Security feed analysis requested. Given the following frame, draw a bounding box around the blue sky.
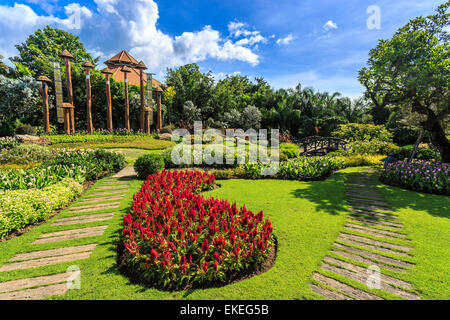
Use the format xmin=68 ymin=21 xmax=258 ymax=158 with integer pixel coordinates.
xmin=0 ymin=0 xmax=445 ymax=97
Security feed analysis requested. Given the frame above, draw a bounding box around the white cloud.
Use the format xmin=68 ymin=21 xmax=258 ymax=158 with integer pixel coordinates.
xmin=323 ymin=20 xmax=338 ymax=31
xmin=276 ymin=34 xmax=294 ymax=45
xmin=0 ymin=1 xmax=262 ymax=71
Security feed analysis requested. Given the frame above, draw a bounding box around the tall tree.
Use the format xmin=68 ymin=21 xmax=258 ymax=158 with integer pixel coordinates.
xmin=11 ymin=26 xmax=96 ymax=76
xmin=359 ymin=2 xmax=450 ymax=162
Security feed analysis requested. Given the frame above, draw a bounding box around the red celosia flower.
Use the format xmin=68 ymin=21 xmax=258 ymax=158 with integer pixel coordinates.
xmin=202 ymin=239 xmax=209 ymax=253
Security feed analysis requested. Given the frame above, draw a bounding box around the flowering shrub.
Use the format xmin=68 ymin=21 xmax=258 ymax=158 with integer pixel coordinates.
xmin=0 ymin=137 xmax=19 ymax=150
xmin=120 ymin=170 xmax=274 ymax=289
xmin=0 ymin=178 xmax=83 ymax=238
xmin=381 ymin=160 xmax=449 ymax=195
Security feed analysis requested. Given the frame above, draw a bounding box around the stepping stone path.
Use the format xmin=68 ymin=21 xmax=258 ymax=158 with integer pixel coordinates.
xmin=311 ymin=171 xmax=421 ymax=300
xmin=0 ymin=166 xmax=136 ymax=300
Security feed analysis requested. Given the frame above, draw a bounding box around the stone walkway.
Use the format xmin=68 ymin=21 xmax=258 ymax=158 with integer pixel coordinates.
xmin=0 ymin=166 xmax=136 ymax=300
xmin=311 ymin=171 xmax=421 ymax=300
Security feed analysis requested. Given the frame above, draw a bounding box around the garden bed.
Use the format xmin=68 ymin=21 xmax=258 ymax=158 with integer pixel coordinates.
xmin=117 ymin=170 xmax=276 ymax=290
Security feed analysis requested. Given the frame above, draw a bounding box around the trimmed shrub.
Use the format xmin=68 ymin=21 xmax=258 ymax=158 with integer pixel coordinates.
xmin=134 ymin=153 xmax=165 ymax=179
xmin=332 ymin=123 xmax=393 ymax=142
xmin=16 ymin=124 xmax=37 ymax=136
xmin=119 ymin=170 xmax=273 ymax=289
xmin=279 ymin=143 xmax=300 ymax=159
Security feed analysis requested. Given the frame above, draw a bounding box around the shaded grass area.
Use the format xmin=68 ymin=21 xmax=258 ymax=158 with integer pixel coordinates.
xmin=0 ymin=167 xmax=448 ymax=299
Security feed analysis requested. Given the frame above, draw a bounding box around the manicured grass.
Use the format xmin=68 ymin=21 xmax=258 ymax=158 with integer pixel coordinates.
xmin=48 ymin=136 xmax=175 ymax=151
xmin=0 ymin=167 xmax=448 ymax=299
xmin=377 ymin=181 xmax=450 ymax=300
xmin=107 ymin=148 xmax=164 ymax=163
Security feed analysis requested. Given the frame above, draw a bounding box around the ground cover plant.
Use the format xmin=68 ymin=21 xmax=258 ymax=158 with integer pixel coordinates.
xmin=0 ymin=178 xmax=83 ymax=238
xmin=381 ymin=160 xmax=450 ymax=195
xmin=119 ymin=170 xmax=274 ymax=289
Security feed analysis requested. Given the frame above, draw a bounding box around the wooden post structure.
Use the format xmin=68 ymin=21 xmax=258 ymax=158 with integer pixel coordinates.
xmin=101 ymin=68 xmax=114 ymax=131
xmin=37 ymin=76 xmax=52 ymax=134
xmin=156 ymin=87 xmax=163 ymax=131
xmin=82 ymin=61 xmax=95 ymax=133
xmin=62 ymin=103 xmax=73 ymax=135
xmin=136 ymin=61 xmax=148 ymax=132
xmin=59 ymin=50 xmax=75 ymax=133
xmin=121 ymin=65 xmax=131 ymax=131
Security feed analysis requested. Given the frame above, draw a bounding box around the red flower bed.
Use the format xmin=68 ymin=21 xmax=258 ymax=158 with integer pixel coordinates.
xmin=119 ymin=170 xmax=274 ymax=289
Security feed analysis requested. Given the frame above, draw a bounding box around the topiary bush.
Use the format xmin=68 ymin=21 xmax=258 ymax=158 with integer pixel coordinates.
xmin=134 ymin=153 xmax=165 ymax=179
xmin=119 ymin=170 xmax=274 ymax=289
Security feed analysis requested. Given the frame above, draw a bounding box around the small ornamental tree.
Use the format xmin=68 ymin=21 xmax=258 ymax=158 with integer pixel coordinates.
xmin=359 ymin=2 xmax=450 ymax=162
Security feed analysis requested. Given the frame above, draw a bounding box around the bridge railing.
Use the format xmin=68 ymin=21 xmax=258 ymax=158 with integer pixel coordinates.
xmin=295 ymin=136 xmax=347 ymax=156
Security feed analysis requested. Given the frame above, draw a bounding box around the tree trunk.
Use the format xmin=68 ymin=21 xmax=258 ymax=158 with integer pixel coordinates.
xmin=409 ymin=128 xmax=424 ymax=163
xmin=428 ymin=120 xmax=450 ymax=163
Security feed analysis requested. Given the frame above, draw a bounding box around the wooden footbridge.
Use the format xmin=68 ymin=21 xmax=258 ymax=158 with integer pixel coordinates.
xmin=296 ymin=136 xmax=347 ymax=156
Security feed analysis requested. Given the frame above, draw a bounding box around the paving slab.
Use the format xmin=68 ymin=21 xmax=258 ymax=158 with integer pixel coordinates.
xmin=313 ymin=272 xmax=382 ymax=300
xmin=52 ymin=213 xmax=114 ymax=226
xmin=345 ymin=223 xmax=407 ymax=239
xmin=69 ymin=202 xmax=121 ymax=211
xmin=337 ymin=236 xmax=410 ymax=257
xmin=0 ymin=283 xmax=68 ymax=300
xmin=340 ymin=234 xmax=411 ymax=252
xmin=39 ymin=226 xmax=108 ymax=239
xmin=320 ymin=262 xmax=420 ymax=300
xmin=333 ymin=242 xmax=413 ymax=268
xmin=67 ymin=204 xmax=119 ymax=213
xmin=331 ymin=249 xmax=405 ymax=273
xmin=310 ymin=283 xmax=353 ymax=300
xmin=0 ymin=252 xmax=92 ymax=272
xmin=10 ymin=244 xmax=97 ymax=261
xmin=0 ymin=272 xmax=70 ymax=293
xmin=77 ymin=195 xmax=124 ymax=204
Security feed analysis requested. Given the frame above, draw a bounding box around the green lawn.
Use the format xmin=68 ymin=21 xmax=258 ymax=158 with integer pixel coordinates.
xmin=48 ymin=136 xmax=175 ymax=151
xmin=0 ymin=167 xmax=448 ymax=299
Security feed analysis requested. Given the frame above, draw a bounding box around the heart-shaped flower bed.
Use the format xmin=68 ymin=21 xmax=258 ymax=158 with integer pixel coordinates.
xmin=118 ymin=170 xmax=274 ymax=290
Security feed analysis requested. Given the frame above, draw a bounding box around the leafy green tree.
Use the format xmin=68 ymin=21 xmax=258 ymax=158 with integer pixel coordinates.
xmin=165 ymin=64 xmax=215 ymax=121
xmin=359 ymin=2 xmax=450 ymax=162
xmin=11 ymin=26 xmax=96 ymax=76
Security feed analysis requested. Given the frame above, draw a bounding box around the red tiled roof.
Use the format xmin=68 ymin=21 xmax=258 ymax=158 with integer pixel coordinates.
xmin=105 ymin=50 xmax=139 ymax=66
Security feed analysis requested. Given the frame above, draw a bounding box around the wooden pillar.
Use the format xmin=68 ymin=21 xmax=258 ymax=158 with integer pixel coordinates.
xmin=102 ymin=68 xmax=113 ymax=131
xmin=136 ymin=61 xmax=147 ymax=132
xmin=83 ymin=61 xmax=95 ymax=134
xmin=62 ymin=103 xmax=73 ymax=135
xmin=37 ymin=76 xmax=52 ymax=134
xmin=59 ymin=50 xmax=75 ymax=133
xmin=156 ymin=87 xmax=163 ymax=131
xmin=121 ymin=66 xmax=131 ymax=131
